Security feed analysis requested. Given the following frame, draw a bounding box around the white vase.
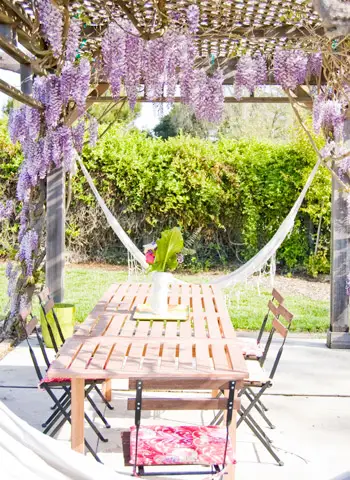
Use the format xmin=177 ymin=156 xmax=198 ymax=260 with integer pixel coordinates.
xmin=150 ymin=272 xmax=172 ymax=315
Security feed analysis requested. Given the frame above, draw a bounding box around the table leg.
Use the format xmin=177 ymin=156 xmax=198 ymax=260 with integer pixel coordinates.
xmin=224 ymin=389 xmax=238 ymax=480
xmin=102 ymin=379 xmax=112 ymax=402
xmin=71 ymin=378 xmax=85 ymax=453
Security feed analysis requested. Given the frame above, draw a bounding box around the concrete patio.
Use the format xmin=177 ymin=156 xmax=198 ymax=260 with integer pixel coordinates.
xmin=1 ymin=333 xmax=349 ymax=480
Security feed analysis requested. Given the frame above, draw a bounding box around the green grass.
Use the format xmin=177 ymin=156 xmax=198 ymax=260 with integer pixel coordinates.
xmin=0 ymin=265 xmax=329 ymax=332
xmin=227 ymin=286 xmax=329 ymax=333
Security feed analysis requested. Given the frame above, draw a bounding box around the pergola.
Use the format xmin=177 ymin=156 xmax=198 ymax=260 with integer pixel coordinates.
xmin=0 ymin=0 xmax=349 ymax=348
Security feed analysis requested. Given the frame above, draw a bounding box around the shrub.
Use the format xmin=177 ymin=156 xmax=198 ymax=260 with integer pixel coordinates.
xmin=0 ymin=121 xmax=331 ymax=274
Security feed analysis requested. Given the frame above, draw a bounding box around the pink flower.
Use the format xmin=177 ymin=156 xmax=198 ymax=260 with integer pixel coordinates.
xmin=146 ymin=251 xmax=155 ymax=264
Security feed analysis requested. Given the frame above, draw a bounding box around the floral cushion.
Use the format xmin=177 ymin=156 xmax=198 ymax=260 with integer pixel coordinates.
xmin=238 ymin=338 xmax=264 ymax=358
xmin=129 ymin=425 xmax=236 ymax=466
xmin=39 ymin=376 xmax=71 ymax=386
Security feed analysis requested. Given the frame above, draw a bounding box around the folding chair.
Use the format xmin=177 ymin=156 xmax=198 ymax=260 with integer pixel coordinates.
xmin=237 ymin=289 xmax=284 ymax=417
xmin=38 ymin=287 xmax=114 ymax=427
xmin=127 ymin=379 xmax=238 ymax=477
xmin=236 ymin=305 xmax=294 ymax=466
xmin=19 ymin=308 xmax=108 ymax=462
xmin=211 ymin=305 xmax=293 ymax=466
xmin=237 ymin=288 xmax=284 ymax=361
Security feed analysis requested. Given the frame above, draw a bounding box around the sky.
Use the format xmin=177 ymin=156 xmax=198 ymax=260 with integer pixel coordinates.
xmin=0 ymin=69 xmax=170 ymax=131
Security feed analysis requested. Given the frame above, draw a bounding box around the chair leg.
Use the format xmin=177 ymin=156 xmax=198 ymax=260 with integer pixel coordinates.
xmin=44 ymin=387 xmax=102 ymax=463
xmin=94 ymin=385 xmax=114 ymax=410
xmin=210 ymin=410 xmax=224 ymax=426
xmin=237 ymin=384 xmax=269 ymax=429
xmin=239 ymin=406 xmax=272 ymax=444
xmin=247 ymin=387 xmax=269 ymax=412
xmin=244 ymin=390 xmax=275 ymax=429
xmin=242 ymin=415 xmax=284 ymax=466
xmin=86 ymin=392 xmax=111 ymax=428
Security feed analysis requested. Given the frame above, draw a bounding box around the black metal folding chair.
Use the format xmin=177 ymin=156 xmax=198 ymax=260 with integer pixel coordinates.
xmin=127 ymin=379 xmax=237 ymax=478
xmin=237 ymin=288 xmax=285 ymax=416
xmin=19 ymin=308 xmax=109 ymax=462
xmin=236 ymin=305 xmax=294 ymax=466
xmin=211 ymin=304 xmax=293 ymax=466
xmin=38 ymin=287 xmax=114 ymax=427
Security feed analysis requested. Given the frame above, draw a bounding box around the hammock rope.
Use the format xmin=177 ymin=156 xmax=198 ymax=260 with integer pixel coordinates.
xmin=77 ymin=156 xmax=321 ymax=288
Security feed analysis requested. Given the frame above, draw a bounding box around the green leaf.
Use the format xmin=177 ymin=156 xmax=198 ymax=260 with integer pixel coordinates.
xmin=151 ymin=227 xmax=184 ymax=272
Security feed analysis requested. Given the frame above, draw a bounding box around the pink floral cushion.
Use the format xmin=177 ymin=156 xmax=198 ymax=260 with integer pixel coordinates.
xmin=238 ymin=338 xmax=264 ymax=358
xmin=39 ymin=377 xmax=71 ymax=386
xmin=129 ymin=425 xmax=236 ymax=466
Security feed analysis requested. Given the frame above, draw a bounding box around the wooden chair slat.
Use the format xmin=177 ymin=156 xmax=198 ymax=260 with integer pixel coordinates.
xmin=25 ymin=315 xmax=39 ymax=336
xmin=43 ymin=298 xmax=55 ymax=314
xmin=272 ymin=288 xmax=284 ymax=305
xmin=272 ymin=317 xmax=288 ymax=338
xmin=278 ymin=304 xmax=294 ymax=323
xmin=268 ymin=300 xmax=280 ymax=317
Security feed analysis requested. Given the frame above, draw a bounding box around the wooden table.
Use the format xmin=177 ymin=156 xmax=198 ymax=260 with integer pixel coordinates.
xmin=47 ymin=282 xmax=248 ymax=477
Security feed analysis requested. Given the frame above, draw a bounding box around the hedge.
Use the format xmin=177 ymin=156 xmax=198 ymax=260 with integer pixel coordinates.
xmin=0 ymin=119 xmax=331 ymax=274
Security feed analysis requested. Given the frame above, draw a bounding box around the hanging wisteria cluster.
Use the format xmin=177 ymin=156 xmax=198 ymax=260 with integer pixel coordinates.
xmin=101 ymin=11 xmax=227 ymax=123
xmin=4 ymin=11 xmax=101 ymax=319
xmin=234 ymin=54 xmax=267 ymax=100
xmin=313 ymin=95 xmax=345 ymax=142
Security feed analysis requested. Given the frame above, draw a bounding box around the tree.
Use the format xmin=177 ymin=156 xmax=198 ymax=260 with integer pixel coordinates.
xmin=154 ymin=104 xmax=209 ymax=139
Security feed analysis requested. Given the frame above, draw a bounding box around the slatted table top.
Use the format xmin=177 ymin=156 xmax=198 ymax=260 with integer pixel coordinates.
xmin=47 ymin=283 xmax=248 ymax=384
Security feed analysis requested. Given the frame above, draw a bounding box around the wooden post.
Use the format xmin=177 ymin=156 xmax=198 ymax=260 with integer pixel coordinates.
xmin=328 ymin=119 xmax=350 ymax=348
xmin=46 ymin=167 xmax=65 ymax=302
xmin=71 ymin=378 xmax=85 ymax=453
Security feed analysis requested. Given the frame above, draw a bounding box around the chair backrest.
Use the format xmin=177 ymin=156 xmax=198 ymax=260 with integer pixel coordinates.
xmin=19 ymin=309 xmax=50 ymax=382
xmin=38 ymin=287 xmax=65 ymax=352
xmin=257 ymin=288 xmax=284 ymax=344
xmin=263 ymin=304 xmax=294 ymax=379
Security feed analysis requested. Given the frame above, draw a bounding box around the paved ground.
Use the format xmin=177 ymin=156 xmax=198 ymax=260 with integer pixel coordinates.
xmin=0 ymin=334 xmax=349 ymax=480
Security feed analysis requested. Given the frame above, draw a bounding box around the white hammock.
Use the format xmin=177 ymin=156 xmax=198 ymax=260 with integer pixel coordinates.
xmin=214 ymin=158 xmax=322 ymax=288
xmin=76 ymin=156 xmax=148 ymax=270
xmin=0 ymin=401 xmax=124 ymax=480
xmin=77 ymin=156 xmax=321 ymax=288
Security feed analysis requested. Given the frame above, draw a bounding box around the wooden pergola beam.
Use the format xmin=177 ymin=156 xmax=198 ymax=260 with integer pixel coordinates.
xmin=0 ymin=33 xmax=45 ymax=75
xmin=87 ymin=95 xmax=312 ymax=105
xmin=198 ymin=25 xmax=325 ymax=40
xmin=0 ymin=78 xmax=43 ymax=109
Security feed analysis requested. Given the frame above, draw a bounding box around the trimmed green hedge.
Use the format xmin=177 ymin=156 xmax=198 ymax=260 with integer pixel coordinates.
xmin=0 ymin=119 xmax=331 ymax=274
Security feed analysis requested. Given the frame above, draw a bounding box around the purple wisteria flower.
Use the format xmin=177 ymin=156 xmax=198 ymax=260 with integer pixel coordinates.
xmin=0 ymin=200 xmax=14 ymax=221
xmin=37 ymin=0 xmax=63 ymax=58
xmin=65 ymin=17 xmax=81 ymax=63
xmin=313 ymin=95 xmax=345 ymax=142
xmin=89 ymin=117 xmax=98 ymax=147
xmin=307 ymin=52 xmax=322 ymax=77
xmin=72 ymin=120 xmax=85 ymax=153
xmin=273 ymin=49 xmax=308 ymax=90
xmin=234 ymin=54 xmax=267 ymax=99
xmin=18 ymin=230 xmax=38 ymax=277
xmin=186 ymin=5 xmax=200 ymax=34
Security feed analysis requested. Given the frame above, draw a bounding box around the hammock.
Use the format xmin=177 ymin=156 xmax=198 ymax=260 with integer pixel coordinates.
xmin=0 ymin=401 xmax=124 ymax=480
xmin=77 ymin=156 xmax=321 ymax=288
xmin=76 ymin=156 xmax=148 ymax=270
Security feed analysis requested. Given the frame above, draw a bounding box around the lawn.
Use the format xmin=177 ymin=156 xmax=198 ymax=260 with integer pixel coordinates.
xmin=0 ymin=265 xmax=329 ymax=332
